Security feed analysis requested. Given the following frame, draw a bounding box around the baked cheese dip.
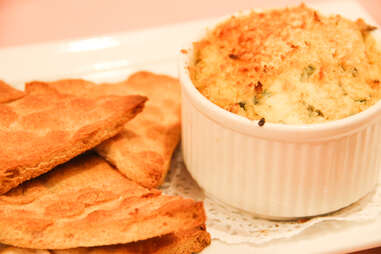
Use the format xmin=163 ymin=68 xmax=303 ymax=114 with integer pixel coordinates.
xmin=189 ymin=5 xmax=381 ymax=124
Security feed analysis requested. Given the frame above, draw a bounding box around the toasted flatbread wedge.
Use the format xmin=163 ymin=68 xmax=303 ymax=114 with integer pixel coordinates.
xmin=26 ymin=71 xmax=181 ymax=188
xmin=0 ymin=226 xmax=210 ymax=254
xmin=0 ymin=84 xmax=146 ymax=194
xmin=0 ymin=245 xmax=50 ymax=254
xmin=0 ymin=81 xmax=24 ymax=103
xmin=52 ymin=226 xmax=210 ymax=254
xmin=0 ymin=153 xmax=206 ymax=249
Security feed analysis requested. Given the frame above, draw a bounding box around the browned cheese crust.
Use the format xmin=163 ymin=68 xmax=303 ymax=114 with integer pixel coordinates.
xmin=26 ymin=71 xmax=181 ymax=188
xmin=0 ymin=83 xmax=146 ymax=194
xmin=0 ymin=153 xmax=206 ymax=249
xmin=190 ymin=5 xmax=381 ymax=124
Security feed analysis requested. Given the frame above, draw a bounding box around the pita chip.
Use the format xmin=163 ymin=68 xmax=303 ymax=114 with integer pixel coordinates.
xmin=0 ymin=153 xmax=206 ymax=249
xmin=0 ymin=83 xmax=146 ymax=194
xmin=0 ymin=81 xmax=24 ymax=103
xmin=26 ymin=72 xmax=181 ymax=188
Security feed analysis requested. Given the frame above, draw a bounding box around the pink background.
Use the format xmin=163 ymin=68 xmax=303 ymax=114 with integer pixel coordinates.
xmin=1 ymin=0 xmax=381 ymax=48
xmin=1 ymin=0 xmax=381 ymax=253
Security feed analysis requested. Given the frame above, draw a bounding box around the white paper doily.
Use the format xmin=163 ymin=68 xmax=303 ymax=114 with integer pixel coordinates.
xmin=160 ymin=148 xmax=381 ymax=245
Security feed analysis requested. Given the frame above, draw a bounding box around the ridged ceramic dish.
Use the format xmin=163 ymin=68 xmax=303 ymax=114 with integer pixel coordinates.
xmin=179 ymin=16 xmax=381 ymax=220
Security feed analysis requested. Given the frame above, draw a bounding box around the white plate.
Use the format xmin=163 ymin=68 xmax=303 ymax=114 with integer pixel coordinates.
xmin=0 ymin=1 xmax=380 ymax=253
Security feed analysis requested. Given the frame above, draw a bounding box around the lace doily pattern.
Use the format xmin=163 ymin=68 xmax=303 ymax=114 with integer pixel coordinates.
xmin=161 ymin=149 xmax=381 ymax=244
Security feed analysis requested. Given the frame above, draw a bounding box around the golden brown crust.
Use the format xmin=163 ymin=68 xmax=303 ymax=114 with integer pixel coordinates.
xmin=0 ymin=226 xmax=210 ymax=254
xmin=0 ymin=154 xmax=206 ymax=249
xmin=0 ymin=81 xmax=24 ymax=103
xmin=0 ymin=84 xmax=146 ymax=194
xmin=27 ymin=72 xmax=181 ymax=188
xmin=190 ymin=5 xmax=381 ymax=124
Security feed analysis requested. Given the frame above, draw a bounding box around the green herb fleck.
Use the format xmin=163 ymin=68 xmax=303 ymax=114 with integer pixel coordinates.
xmin=262 ymin=89 xmax=272 ymax=97
xmin=352 ymin=67 xmax=359 ymax=77
xmin=307 ymin=104 xmax=324 ymax=117
xmin=316 ymin=109 xmax=323 ymax=116
xmin=338 ymin=81 xmax=348 ymax=95
xmin=301 ymin=65 xmax=316 ymax=80
xmin=253 ymin=96 xmax=259 ymax=105
xmin=355 ymin=98 xmax=367 ymax=103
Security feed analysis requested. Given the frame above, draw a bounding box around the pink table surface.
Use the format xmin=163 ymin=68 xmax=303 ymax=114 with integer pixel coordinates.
xmin=1 ymin=0 xmax=381 ymax=253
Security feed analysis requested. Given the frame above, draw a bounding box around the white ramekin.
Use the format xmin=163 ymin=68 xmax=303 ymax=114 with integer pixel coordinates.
xmin=178 ymin=20 xmax=381 ymax=219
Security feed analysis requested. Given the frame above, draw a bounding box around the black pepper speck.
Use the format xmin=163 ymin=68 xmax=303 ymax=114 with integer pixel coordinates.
xmin=258 ymin=117 xmax=266 ymax=127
